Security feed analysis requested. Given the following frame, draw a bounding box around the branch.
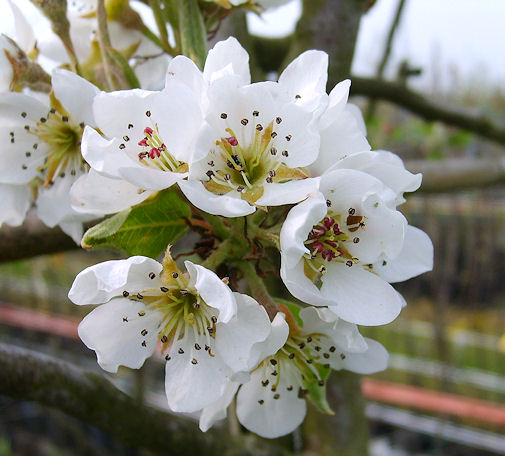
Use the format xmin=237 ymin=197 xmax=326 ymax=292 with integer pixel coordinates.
xmin=0 ymin=342 xmax=289 ymax=455
xmin=0 ymin=213 xmax=78 ymax=263
xmin=407 ymin=158 xmax=505 ymax=192
xmin=352 ymin=77 xmax=505 ymax=146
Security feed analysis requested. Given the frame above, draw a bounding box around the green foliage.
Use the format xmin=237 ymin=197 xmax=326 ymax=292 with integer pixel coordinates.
xmin=82 ymin=190 xmax=190 ymax=258
xmin=178 ymin=0 xmax=207 ymax=68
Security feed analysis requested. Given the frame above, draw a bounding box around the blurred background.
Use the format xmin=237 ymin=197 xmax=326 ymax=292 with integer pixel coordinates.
xmin=0 ymin=0 xmax=504 ymax=455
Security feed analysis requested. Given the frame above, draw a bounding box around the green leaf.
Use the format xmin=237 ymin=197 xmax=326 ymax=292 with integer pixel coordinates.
xmin=82 ymin=189 xmax=190 ymax=258
xmin=178 ymin=0 xmax=207 ymax=68
xmin=105 ymin=46 xmax=141 ymax=89
xmin=302 ymin=364 xmax=334 ymax=416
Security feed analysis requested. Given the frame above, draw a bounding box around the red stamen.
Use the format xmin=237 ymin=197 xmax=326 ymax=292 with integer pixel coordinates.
xmin=144 ymin=127 xmax=153 ymax=135
xmin=138 ymin=138 xmax=148 ymax=147
xmin=323 ymin=217 xmax=335 ymax=230
xmin=333 ymin=224 xmax=343 ymax=235
xmin=312 ymin=241 xmax=324 ymax=253
xmin=149 ymin=148 xmax=160 ymax=159
xmin=227 ymin=136 xmax=238 ymax=146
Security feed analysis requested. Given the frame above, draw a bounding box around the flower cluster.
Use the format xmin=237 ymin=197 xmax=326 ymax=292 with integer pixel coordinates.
xmin=0 ymin=3 xmax=433 ymax=438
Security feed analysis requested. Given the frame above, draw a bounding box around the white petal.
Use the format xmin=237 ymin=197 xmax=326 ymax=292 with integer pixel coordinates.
xmin=247 ymin=312 xmax=289 ymax=370
xmin=52 ymin=69 xmax=99 ymax=126
xmin=185 ymin=261 xmax=237 ymax=323
xmin=204 ymin=37 xmax=250 ymax=86
xmin=332 ymin=150 xmax=422 ymax=197
xmin=322 ymin=262 xmax=403 ymax=326
xmin=236 ymin=361 xmax=306 ymax=438
xmin=0 ymin=92 xmax=48 ymax=125
xmin=199 ymin=382 xmax=239 ymax=432
xmin=374 ymin=226 xmax=433 ymax=283
xmin=81 ymin=126 xmax=136 ymax=178
xmin=36 ymin=171 xmax=80 ymax=228
xmin=78 ymin=298 xmax=162 ymax=373
xmin=280 ymin=192 xmax=327 ymax=267
xmin=281 ymin=259 xmax=335 ymax=308
xmin=216 ymin=293 xmax=271 ymax=372
xmin=311 ymin=108 xmax=370 ymax=176
xmin=299 ymin=307 xmax=367 ymax=353
xmin=255 ymin=178 xmax=320 ymax=207
xmin=165 ymin=336 xmax=232 ymax=413
xmin=0 ymin=183 xmax=31 ymax=226
xmin=178 ymin=180 xmax=256 ymax=217
xmin=323 ymin=79 xmax=351 ymax=118
xmin=339 ymin=338 xmax=389 ymax=374
xmin=278 ymin=50 xmax=328 ymax=111
xmin=7 ymin=0 xmax=35 ymax=53
xmin=0 ymin=126 xmax=48 ymax=184
xmin=58 ymin=218 xmax=86 ymax=244
xmin=70 ymin=169 xmax=153 ymax=215
xmin=118 ymin=166 xmax=187 ymax=191
xmin=68 ymin=256 xmax=163 ymax=305
xmin=165 ymin=55 xmax=205 ymax=101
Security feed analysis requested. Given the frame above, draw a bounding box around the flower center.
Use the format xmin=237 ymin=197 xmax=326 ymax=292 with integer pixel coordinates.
xmin=202 ymin=111 xmax=308 ymax=205
xmin=135 ymin=124 xmax=188 ymax=174
xmin=303 ymin=208 xmax=366 ymax=285
xmin=254 ymin=333 xmax=333 ymax=404
xmin=123 ymin=270 xmax=218 ymax=358
xmin=32 ymin=109 xmax=85 ymax=186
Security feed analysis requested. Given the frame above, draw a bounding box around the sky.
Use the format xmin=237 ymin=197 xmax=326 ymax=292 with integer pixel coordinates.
xmin=248 ymin=0 xmax=505 ymax=92
xmin=1 ymin=0 xmax=504 ymax=93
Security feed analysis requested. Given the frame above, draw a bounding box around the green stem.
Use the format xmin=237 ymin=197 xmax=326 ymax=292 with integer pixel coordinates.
xmin=143 ymin=0 xmax=172 ymax=54
xmin=201 ymin=238 xmax=237 ymax=270
xmin=178 ymin=0 xmax=207 ymax=68
xmin=236 ymin=261 xmax=279 ymax=320
xmin=200 ymin=213 xmax=230 ymax=241
xmin=96 ymin=0 xmax=116 ymax=90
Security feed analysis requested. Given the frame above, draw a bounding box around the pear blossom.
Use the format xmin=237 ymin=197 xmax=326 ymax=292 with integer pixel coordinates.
xmin=200 ymin=307 xmax=388 ymax=438
xmin=68 ymin=254 xmax=272 ymax=413
xmin=73 ymin=82 xmax=202 ymax=213
xmin=0 ymin=69 xmax=102 ymax=241
xmin=280 ymin=168 xmax=423 ymax=326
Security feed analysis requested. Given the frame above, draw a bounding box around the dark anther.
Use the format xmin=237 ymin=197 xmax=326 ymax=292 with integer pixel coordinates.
xmin=270 ymin=359 xmax=277 ymax=365
xmin=172 ymin=272 xmax=179 ymax=278
xmin=119 ymin=144 xmax=125 ymax=149
xmin=348 ymin=208 xmax=356 ymax=215
xmin=122 ymin=291 xmax=129 ymax=297
xmin=141 ymin=341 xmax=147 ymax=347
xmin=191 ymin=358 xmax=198 ymax=365
xmin=241 ymin=118 xmax=248 ymax=125
xmin=122 ymin=317 xmax=128 ymax=322
xmin=329 ymin=346 xmax=336 ymax=352
xmin=165 ymin=355 xmax=171 ymax=361
xmin=220 ymin=113 xmax=227 ymax=119
xmin=160 ymin=286 xmax=168 ymax=292
xmin=276 ymin=117 xmax=282 ymax=124
xmin=252 ymin=110 xmax=259 ymax=116
xmin=340 ymin=353 xmax=346 ymax=360
xmin=161 ymin=335 xmax=168 ymax=343
xmin=178 ymin=348 xmax=184 ymax=354
xmin=149 ymin=272 xmax=156 ymax=279
xmin=141 ymin=329 xmax=148 ymax=336
xmin=145 ymin=110 xmax=151 ymax=117
xmin=195 ymin=343 xmax=201 ymax=350
xmin=123 ymin=135 xmax=130 ymax=142
xmin=136 ymin=293 xmax=143 ymax=299
xmin=138 ymin=310 xmax=146 ymax=317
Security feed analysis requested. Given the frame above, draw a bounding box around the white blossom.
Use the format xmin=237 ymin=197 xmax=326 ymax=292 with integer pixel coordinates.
xmin=0 ymin=69 xmax=101 ymax=241
xmin=279 ymin=168 xmax=427 ymax=326
xmin=200 ymin=307 xmax=388 ymax=438
xmin=68 ymin=255 xmax=272 ymax=413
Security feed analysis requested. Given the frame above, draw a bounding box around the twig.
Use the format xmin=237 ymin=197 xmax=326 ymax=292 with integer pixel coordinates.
xmin=407 ymin=158 xmax=505 ymax=193
xmin=366 ymin=0 xmax=407 ymax=119
xmin=96 ymin=0 xmax=116 ymax=90
xmin=352 ymin=77 xmax=505 ymax=146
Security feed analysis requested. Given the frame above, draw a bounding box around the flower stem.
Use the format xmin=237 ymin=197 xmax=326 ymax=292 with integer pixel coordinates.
xmin=236 ymin=261 xmax=279 ymax=321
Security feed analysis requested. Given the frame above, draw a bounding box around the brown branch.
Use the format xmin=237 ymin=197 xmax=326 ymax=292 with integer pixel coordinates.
xmin=0 ymin=342 xmax=289 ymax=455
xmin=0 ymin=213 xmax=78 ymax=263
xmin=407 ymin=158 xmax=505 ymax=193
xmin=352 ymin=77 xmax=505 ymax=146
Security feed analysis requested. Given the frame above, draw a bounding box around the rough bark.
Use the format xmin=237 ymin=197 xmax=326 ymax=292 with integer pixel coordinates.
xmin=0 ymin=342 xmax=290 ymax=456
